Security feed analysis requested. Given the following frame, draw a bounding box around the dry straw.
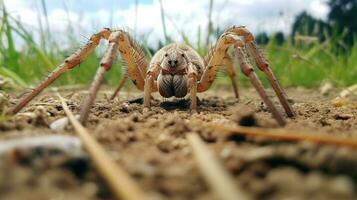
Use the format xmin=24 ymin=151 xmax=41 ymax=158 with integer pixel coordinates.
xmin=58 ymin=93 xmax=147 ymax=200
xmin=214 ymin=125 xmax=357 ymax=149
xmin=187 ymin=133 xmax=251 ymax=200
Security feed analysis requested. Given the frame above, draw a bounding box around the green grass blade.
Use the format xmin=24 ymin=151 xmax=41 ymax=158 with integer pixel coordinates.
xmin=0 ymin=67 xmax=26 ymax=87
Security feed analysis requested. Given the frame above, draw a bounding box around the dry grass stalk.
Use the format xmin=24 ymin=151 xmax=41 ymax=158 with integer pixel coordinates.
xmin=338 ymin=84 xmax=357 ymax=98
xmin=58 ymin=93 xmax=147 ymax=200
xmin=187 ymin=133 xmax=251 ymax=200
xmin=214 ymin=125 xmax=357 ymax=149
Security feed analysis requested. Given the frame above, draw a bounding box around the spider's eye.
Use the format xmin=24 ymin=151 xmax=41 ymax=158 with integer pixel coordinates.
xmin=181 ymin=54 xmax=185 ymax=57
xmin=164 ymin=53 xmax=168 ymax=57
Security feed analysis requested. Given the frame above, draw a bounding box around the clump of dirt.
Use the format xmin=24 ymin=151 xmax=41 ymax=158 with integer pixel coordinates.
xmin=0 ymin=88 xmax=356 ymax=199
xmin=0 ymin=146 xmax=110 ymax=200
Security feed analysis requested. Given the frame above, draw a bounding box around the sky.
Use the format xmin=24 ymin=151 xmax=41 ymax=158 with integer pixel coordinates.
xmin=3 ymin=0 xmax=330 ymax=48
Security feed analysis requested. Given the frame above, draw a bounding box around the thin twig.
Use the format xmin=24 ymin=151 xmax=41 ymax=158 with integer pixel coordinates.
xmin=57 ymin=93 xmax=147 ymax=200
xmin=213 ymin=125 xmax=357 ymax=149
xmin=187 ymin=133 xmax=250 ymax=200
xmin=158 ymin=0 xmax=169 ymax=44
xmin=205 ymin=0 xmax=214 ymax=49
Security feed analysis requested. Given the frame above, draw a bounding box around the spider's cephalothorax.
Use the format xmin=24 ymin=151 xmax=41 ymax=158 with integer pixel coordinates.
xmin=8 ymin=26 xmax=295 ymax=126
xmin=154 ymin=43 xmax=203 ymax=98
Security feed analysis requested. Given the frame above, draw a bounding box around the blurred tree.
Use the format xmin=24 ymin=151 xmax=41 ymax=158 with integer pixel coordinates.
xmin=255 ymin=32 xmax=270 ymax=45
xmin=291 ymin=12 xmax=330 ymax=43
xmin=273 ymin=32 xmax=285 ymax=45
xmin=328 ymin=0 xmax=357 ymax=47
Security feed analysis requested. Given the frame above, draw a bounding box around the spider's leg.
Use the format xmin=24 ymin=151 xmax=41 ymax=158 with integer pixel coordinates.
xmin=110 ymin=74 xmax=128 ymax=100
xmin=228 ymin=26 xmax=295 ymax=117
xmin=144 ymin=64 xmax=160 ymax=107
xmin=199 ymin=31 xmax=285 ymax=126
xmin=246 ymin=41 xmax=295 ymax=117
xmin=235 ymin=46 xmax=285 ymax=126
xmin=187 ymin=63 xmax=198 ymax=109
xmin=118 ymin=32 xmax=148 ymax=91
xmin=79 ymin=31 xmax=122 ymax=124
xmin=222 ymin=56 xmax=239 ymax=99
xmin=197 ymin=33 xmax=235 ymax=92
xmin=80 ymin=30 xmax=149 ymax=124
xmin=7 ymin=28 xmax=112 ymax=115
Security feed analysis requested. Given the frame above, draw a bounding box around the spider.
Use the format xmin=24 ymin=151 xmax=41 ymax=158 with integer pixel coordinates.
xmin=7 ymin=26 xmax=295 ymax=126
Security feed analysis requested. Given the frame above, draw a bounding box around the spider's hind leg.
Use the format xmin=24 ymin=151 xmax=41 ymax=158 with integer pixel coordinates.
xmin=246 ymin=41 xmax=295 ymax=117
xmin=235 ymin=46 xmax=285 ymax=126
xmin=228 ymin=26 xmax=295 ymax=117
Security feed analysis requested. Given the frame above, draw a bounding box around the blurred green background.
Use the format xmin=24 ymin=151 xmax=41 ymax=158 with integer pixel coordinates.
xmin=0 ymin=0 xmax=356 ymax=91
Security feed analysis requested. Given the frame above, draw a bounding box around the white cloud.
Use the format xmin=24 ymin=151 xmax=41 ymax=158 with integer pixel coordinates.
xmin=308 ymin=0 xmax=330 ymax=20
xmin=3 ymin=0 xmax=330 ymax=49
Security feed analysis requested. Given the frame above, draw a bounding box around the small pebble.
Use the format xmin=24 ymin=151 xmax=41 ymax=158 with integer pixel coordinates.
xmin=333 ymin=113 xmax=353 ymax=120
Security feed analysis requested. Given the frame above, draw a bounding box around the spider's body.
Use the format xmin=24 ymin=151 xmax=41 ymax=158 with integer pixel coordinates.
xmin=151 ymin=43 xmax=203 ymax=98
xmin=8 ymin=26 xmax=295 ymax=126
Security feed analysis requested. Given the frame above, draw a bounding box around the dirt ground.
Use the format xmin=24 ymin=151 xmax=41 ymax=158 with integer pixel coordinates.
xmin=0 ymin=87 xmax=356 ymax=200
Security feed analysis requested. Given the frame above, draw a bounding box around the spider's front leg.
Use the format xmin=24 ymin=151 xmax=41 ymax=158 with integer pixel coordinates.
xmin=7 ymin=28 xmax=112 ymax=115
xmin=8 ymin=28 xmax=148 ymax=125
xmin=143 ymin=64 xmax=160 ymax=107
xmin=187 ymin=63 xmax=198 ymax=109
xmin=78 ymin=31 xmax=122 ymax=123
xmin=198 ymin=28 xmax=291 ymax=126
xmin=80 ymin=31 xmax=148 ymax=124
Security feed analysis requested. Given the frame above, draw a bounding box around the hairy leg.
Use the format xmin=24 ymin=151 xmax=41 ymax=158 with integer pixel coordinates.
xmin=144 ymin=64 xmax=161 ymax=107
xmin=198 ymin=33 xmax=237 ymax=92
xmin=80 ymin=30 xmax=151 ymax=124
xmin=187 ymin=63 xmax=198 ymax=109
xmin=79 ymin=31 xmax=122 ymax=124
xmin=118 ymin=31 xmax=148 ymax=91
xmin=7 ymin=28 xmax=112 ymax=115
xmin=198 ymin=28 xmax=287 ymax=126
xmin=110 ymin=75 xmax=128 ymax=100
xmin=222 ymin=56 xmax=239 ymax=99
xmin=227 ymin=26 xmax=294 ymax=117
xmin=246 ymin=42 xmax=295 ymax=117
xmin=235 ymin=47 xmax=285 ymax=126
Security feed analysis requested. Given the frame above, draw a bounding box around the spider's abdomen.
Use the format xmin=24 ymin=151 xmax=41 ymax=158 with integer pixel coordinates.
xmin=158 ymin=74 xmax=187 ymax=98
